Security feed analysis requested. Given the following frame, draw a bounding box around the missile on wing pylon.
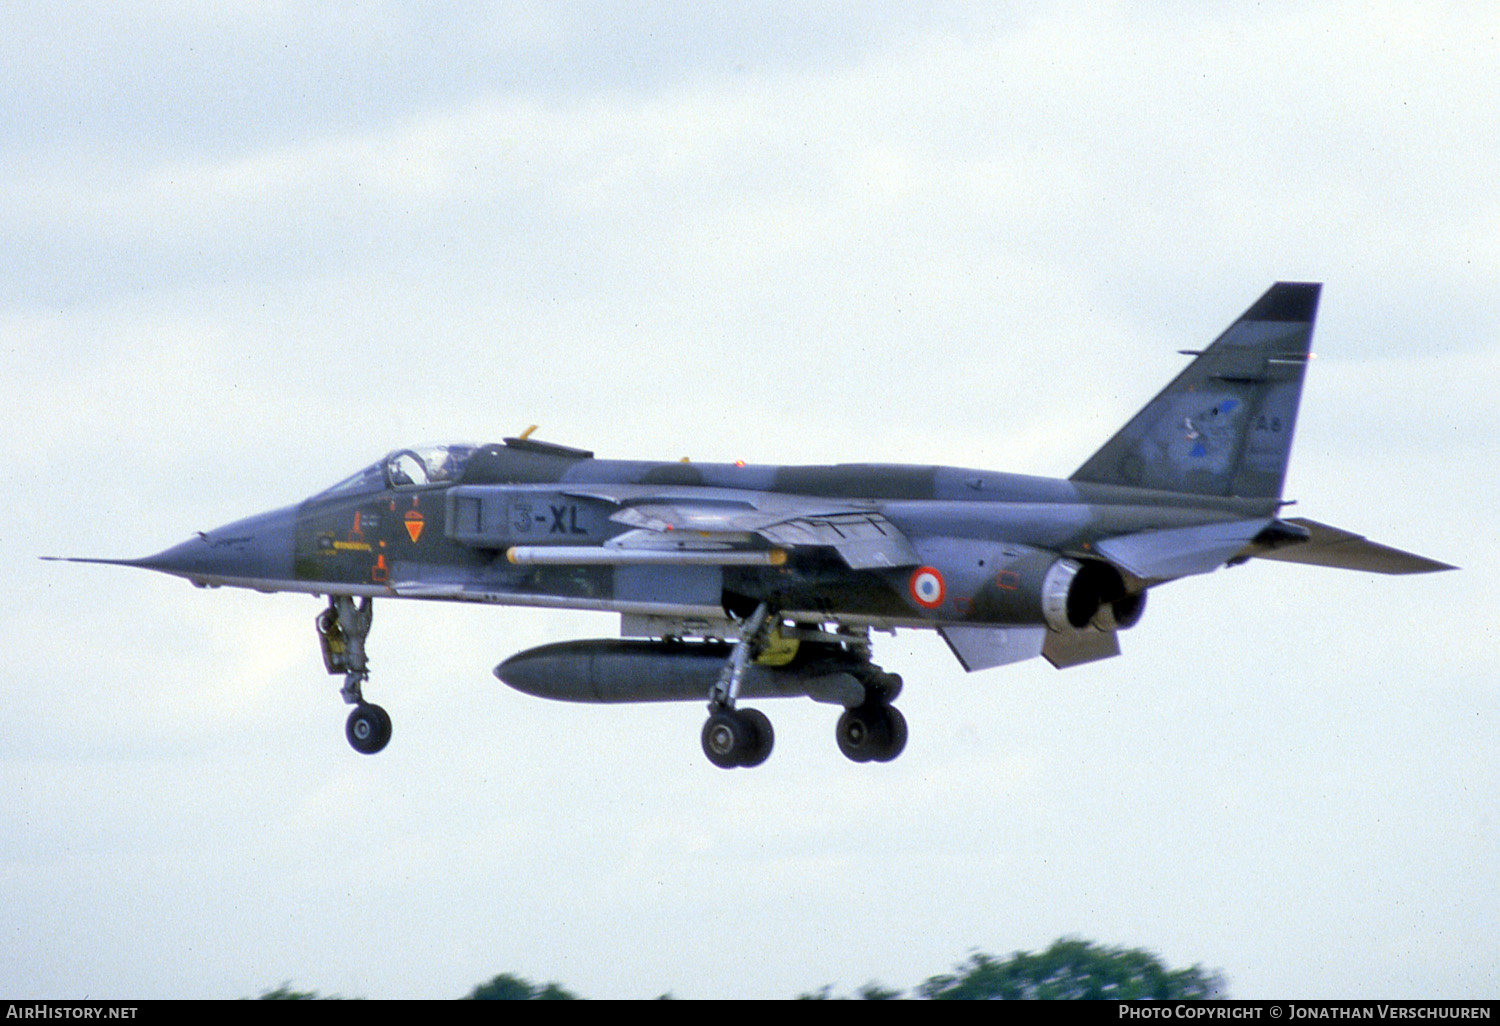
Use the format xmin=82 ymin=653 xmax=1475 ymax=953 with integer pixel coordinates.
xmin=495 ymin=638 xmax=879 ymax=706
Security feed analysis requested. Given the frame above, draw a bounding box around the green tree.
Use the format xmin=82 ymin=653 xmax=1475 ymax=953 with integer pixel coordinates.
xmin=796 ymin=982 xmax=904 ymax=1000
xmin=917 ymin=938 xmax=1225 ymax=1000
xmin=464 ymin=972 xmax=579 ymax=1000
xmin=253 ymin=983 xmax=325 ymax=1000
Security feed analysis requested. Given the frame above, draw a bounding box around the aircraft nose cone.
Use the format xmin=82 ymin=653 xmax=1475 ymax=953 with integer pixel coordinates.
xmin=137 ymin=504 xmax=298 ymax=586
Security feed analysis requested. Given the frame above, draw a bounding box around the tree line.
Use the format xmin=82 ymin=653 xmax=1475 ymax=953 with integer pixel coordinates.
xmin=256 ymin=937 xmax=1225 ymax=1000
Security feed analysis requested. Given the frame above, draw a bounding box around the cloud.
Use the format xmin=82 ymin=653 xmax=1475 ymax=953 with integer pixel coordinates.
xmin=4 ymin=3 xmax=1497 ymax=1000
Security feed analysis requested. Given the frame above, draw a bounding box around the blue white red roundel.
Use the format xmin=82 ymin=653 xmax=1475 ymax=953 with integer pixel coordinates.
xmin=909 ymin=566 xmax=945 ymax=609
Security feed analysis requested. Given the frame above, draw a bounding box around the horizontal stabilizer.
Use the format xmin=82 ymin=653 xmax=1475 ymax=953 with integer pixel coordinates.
xmin=1093 ymin=518 xmax=1272 ymax=580
xmin=1250 ymin=518 xmax=1456 ymax=574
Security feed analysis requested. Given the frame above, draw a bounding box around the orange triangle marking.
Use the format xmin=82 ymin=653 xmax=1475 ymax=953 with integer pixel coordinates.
xmin=404 ymin=512 xmax=425 ymax=543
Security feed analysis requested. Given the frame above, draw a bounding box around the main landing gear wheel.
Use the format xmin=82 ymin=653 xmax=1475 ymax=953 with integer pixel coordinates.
xmin=736 ymin=708 xmax=774 ymax=768
xmin=836 ymin=702 xmax=907 ymax=764
xmin=699 ymin=600 xmax=778 ymax=769
xmin=346 ymin=703 xmax=391 ymax=755
xmin=701 ymin=707 xmax=774 ymax=769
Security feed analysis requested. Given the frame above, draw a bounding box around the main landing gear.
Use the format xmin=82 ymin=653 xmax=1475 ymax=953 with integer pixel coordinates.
xmin=317 ymin=595 xmax=391 ymax=755
xmin=834 ymin=657 xmax=907 ymax=764
xmin=836 ymin=701 xmax=907 ymax=764
xmin=701 ymin=602 xmax=776 ymax=769
xmin=698 ymin=604 xmax=908 ymax=769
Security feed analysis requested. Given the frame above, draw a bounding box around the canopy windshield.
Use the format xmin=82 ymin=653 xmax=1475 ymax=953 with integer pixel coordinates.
xmin=383 ymin=443 xmax=478 ymax=488
xmin=314 ymin=443 xmax=478 ymax=499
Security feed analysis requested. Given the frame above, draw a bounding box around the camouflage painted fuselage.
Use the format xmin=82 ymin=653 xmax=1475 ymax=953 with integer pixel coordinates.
xmin=286 ymin=438 xmax=1279 ymax=631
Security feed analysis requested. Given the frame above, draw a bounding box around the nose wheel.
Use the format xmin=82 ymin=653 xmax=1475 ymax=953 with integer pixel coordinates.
xmin=318 ymin=595 xmax=393 ymax=755
xmin=346 ymin=703 xmax=392 ymax=755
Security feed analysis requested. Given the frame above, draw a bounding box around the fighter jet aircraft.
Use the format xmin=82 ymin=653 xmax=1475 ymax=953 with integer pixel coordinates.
xmin=53 ymin=283 xmax=1452 ymax=767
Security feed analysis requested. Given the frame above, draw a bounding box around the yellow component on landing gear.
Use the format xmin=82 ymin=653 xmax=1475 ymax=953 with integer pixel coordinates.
xmin=754 ymin=625 xmax=800 ymax=667
xmin=316 ymin=608 xmax=349 ymax=673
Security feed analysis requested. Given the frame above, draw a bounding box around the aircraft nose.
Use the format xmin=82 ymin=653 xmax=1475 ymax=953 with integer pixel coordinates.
xmin=135 ymin=504 xmax=298 ymax=587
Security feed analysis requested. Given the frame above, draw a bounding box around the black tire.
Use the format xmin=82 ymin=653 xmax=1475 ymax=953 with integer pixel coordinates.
xmin=877 ymin=671 xmax=903 ymax=704
xmin=836 ymin=704 xmax=889 ymax=763
xmin=872 ymin=705 xmax=907 ymax=763
xmin=370 ymin=703 xmax=392 ymax=748
xmin=701 ymin=709 xmax=752 ymax=769
xmin=346 ymin=703 xmax=391 ymax=755
xmin=737 ymin=707 xmax=775 ymax=768
xmin=848 ymin=662 xmax=903 ymax=704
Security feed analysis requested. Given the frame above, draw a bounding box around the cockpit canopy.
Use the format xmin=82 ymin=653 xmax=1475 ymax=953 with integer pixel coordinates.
xmin=312 ymin=436 xmax=596 ymax=501
xmin=384 ymin=444 xmax=477 ymax=488
xmin=315 ymin=443 xmax=478 ymax=499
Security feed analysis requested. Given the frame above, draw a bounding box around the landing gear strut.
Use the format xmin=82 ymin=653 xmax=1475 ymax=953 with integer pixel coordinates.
xmin=317 ymin=595 xmax=391 ymax=755
xmin=701 ymin=602 xmax=776 ymax=769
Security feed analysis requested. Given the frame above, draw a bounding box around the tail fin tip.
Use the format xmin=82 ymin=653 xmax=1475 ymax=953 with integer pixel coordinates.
xmin=1243 ymin=281 xmax=1321 ymax=323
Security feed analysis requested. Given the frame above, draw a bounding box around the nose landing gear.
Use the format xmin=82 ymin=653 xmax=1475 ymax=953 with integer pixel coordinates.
xmin=345 ymin=702 xmax=392 ymax=755
xmin=317 ymin=595 xmax=390 ymax=755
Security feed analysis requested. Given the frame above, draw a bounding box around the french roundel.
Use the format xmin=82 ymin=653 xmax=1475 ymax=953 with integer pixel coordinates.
xmin=909 ymin=566 xmax=945 ymax=609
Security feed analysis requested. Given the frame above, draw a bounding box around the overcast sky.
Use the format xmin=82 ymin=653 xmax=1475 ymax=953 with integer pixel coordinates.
xmin=4 ymin=2 xmax=1497 ymax=1000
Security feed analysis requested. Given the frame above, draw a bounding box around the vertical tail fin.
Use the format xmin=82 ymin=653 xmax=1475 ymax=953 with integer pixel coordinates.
xmin=1071 ymin=282 xmax=1321 ymax=500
